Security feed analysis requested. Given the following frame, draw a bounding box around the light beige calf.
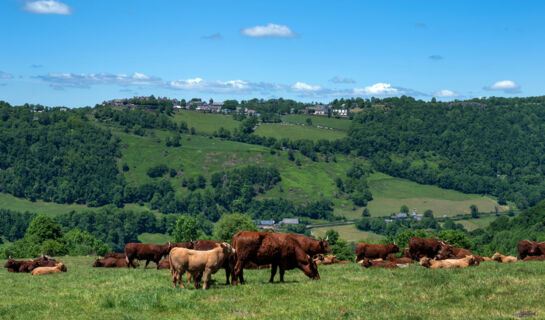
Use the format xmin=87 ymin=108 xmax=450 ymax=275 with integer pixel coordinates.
xmin=31 ymin=263 xmax=66 ymax=275
xmin=420 ymin=255 xmax=478 ymax=269
xmin=491 ymin=252 xmax=518 ymax=263
xmin=169 ymin=243 xmax=234 ymax=290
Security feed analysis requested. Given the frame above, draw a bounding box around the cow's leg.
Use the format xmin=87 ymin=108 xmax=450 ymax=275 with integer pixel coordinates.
xmin=224 ymin=265 xmax=231 ymax=285
xmin=202 ymin=268 xmax=211 ymax=290
xmin=269 ymin=264 xmax=277 ymax=283
xmin=279 ymin=267 xmax=286 ymax=282
xmin=171 ymin=269 xmax=178 ymax=288
xmin=178 ymin=270 xmax=185 ymax=289
xmin=186 ymin=272 xmax=192 ymax=284
xmin=144 ymin=260 xmax=150 ymax=269
xmin=232 ymin=259 xmax=244 ymax=286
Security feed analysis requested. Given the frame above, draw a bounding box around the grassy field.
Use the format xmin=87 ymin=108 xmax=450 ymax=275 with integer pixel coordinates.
xmin=0 ymin=193 xmax=91 ymax=216
xmin=254 ymin=123 xmax=346 ymax=141
xmin=456 ymin=216 xmax=499 ymax=231
xmin=311 ymin=225 xmax=384 ymax=243
xmin=366 ymin=172 xmax=500 ymax=217
xmin=281 ymin=114 xmax=352 ymax=131
xmin=1 ymin=256 xmax=545 ymax=319
xmin=172 ymin=110 xmax=240 ymax=135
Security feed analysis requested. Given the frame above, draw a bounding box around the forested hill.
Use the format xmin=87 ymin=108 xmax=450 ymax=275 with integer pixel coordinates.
xmin=349 ymin=96 xmax=545 ymax=209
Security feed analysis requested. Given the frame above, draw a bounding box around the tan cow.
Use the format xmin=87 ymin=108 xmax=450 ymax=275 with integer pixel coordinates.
xmin=31 ymin=263 xmax=67 ymax=275
xmin=169 ymin=242 xmax=235 ymax=290
xmin=419 ymin=255 xmax=478 ymax=269
xmin=491 ymin=252 xmax=518 ymax=263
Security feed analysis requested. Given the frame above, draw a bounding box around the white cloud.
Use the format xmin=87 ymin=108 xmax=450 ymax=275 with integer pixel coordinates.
xmin=354 ymin=83 xmax=400 ymax=96
xmin=22 ymin=1 xmax=72 ymax=15
xmin=330 ymin=76 xmax=355 ymax=84
xmin=291 ymin=82 xmax=323 ymax=92
xmin=37 ymin=72 xmax=162 ymax=88
xmin=484 ymin=80 xmax=521 ymax=93
xmin=0 ymin=71 xmax=13 ymax=79
xmin=433 ymin=89 xmax=459 ymax=98
xmin=241 ymin=23 xmax=298 ymax=38
xmin=168 ymin=78 xmax=256 ymax=93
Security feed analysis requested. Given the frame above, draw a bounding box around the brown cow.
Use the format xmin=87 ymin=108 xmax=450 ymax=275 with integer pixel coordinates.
xmin=355 ymin=243 xmax=399 ymax=261
xmin=474 ymin=256 xmax=491 ymax=263
xmin=93 ymin=257 xmax=139 ymax=268
xmin=491 ymin=252 xmax=517 ymax=263
xmin=231 ymin=231 xmax=319 ymax=285
xmin=408 ymin=237 xmax=448 ymax=260
xmin=420 ymin=255 xmax=478 ymax=269
xmin=104 ymin=253 xmax=126 ymax=259
xmin=437 ymin=245 xmax=473 ymax=260
xmin=523 ymin=255 xmax=545 ymax=261
xmin=4 ymin=256 xmax=58 ymax=273
xmin=359 ymin=258 xmax=398 ymax=268
xmin=169 ymin=243 xmax=235 ymax=290
xmin=517 ymin=240 xmax=545 ymax=260
xmin=386 ymin=254 xmax=413 ymax=265
xmin=4 ymin=258 xmax=26 ymax=273
xmin=124 ymin=242 xmax=172 ymax=269
xmin=31 ymin=262 xmax=67 ymax=275
xmin=157 ymin=259 xmax=170 ymax=269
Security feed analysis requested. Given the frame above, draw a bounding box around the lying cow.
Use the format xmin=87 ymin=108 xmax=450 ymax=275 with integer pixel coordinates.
xmin=355 ymin=243 xmax=399 ymax=261
xmin=420 ymin=255 xmax=478 ymax=269
xmin=104 ymin=253 xmax=126 ymax=259
xmin=93 ymin=257 xmax=139 ymax=268
xmin=358 ymin=258 xmax=397 ymax=268
xmin=491 ymin=252 xmax=517 ymax=263
xmin=31 ymin=262 xmax=67 ymax=275
xmin=169 ymin=242 xmax=235 ymax=290
xmin=517 ymin=240 xmax=545 ymax=260
xmin=523 ymin=255 xmax=545 ymax=261
xmin=157 ymin=259 xmax=170 ymax=270
xmin=386 ymin=254 xmax=413 ymax=265
xmin=4 ymin=256 xmax=58 ymax=273
xmin=437 ymin=245 xmax=473 ymax=260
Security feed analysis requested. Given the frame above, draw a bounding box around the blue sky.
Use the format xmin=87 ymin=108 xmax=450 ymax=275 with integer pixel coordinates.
xmin=0 ymin=0 xmax=544 ymax=107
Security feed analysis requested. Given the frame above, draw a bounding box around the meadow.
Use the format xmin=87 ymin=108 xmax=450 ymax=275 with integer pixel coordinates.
xmin=311 ymin=224 xmax=384 ymax=243
xmin=1 ymin=256 xmax=544 ymax=319
xmin=280 ymin=114 xmax=352 ymax=131
xmin=254 ymin=123 xmax=346 ymax=141
xmin=172 ymin=110 xmax=240 ymax=135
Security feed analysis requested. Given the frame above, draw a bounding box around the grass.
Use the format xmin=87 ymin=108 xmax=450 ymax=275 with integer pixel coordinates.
xmin=366 ymin=172 xmax=500 ymax=217
xmin=281 ymin=114 xmax=352 ymax=131
xmin=1 ymin=256 xmax=545 ymax=319
xmin=172 ymin=110 xmax=240 ymax=135
xmin=254 ymin=123 xmax=346 ymax=141
xmin=0 ymin=192 xmax=92 ymax=217
xmin=311 ymin=225 xmax=384 ymax=243
xmin=457 ymin=216 xmax=499 ymax=231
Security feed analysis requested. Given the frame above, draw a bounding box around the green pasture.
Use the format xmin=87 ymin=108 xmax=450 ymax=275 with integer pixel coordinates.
xmin=173 ymin=110 xmax=240 ymax=135
xmin=311 ymin=225 xmax=384 ymax=243
xmin=254 ymin=123 xmax=346 ymax=141
xmin=1 ymin=256 xmax=544 ymax=319
xmin=281 ymin=114 xmax=352 ymax=131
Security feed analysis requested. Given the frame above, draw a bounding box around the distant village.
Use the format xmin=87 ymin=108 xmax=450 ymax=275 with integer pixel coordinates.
xmin=102 ymin=96 xmax=351 ymax=118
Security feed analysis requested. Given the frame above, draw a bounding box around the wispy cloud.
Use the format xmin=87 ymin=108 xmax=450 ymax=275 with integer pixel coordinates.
xmin=484 ymin=80 xmax=521 ymax=93
xmin=30 ymin=64 xmax=44 ymax=68
xmin=330 ymin=76 xmax=355 ymax=84
xmin=241 ymin=23 xmax=298 ymax=38
xmin=37 ymin=72 xmax=162 ymax=89
xmin=202 ymin=33 xmax=222 ymax=40
xmin=429 ymin=55 xmax=443 ymax=61
xmin=415 ymin=22 xmax=427 ymax=28
xmin=22 ymin=1 xmax=72 ymax=15
xmin=433 ymin=89 xmax=459 ymax=98
xmin=0 ymin=71 xmax=14 ymax=79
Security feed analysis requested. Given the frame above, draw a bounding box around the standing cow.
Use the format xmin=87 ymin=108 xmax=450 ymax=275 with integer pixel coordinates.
xmin=124 ymin=242 xmax=172 ymax=269
xmin=408 ymin=237 xmax=448 ymax=260
xmin=355 ymin=243 xmax=399 ymax=261
xmin=190 ymin=240 xmax=234 ymax=285
xmin=231 ymin=231 xmax=320 ymax=285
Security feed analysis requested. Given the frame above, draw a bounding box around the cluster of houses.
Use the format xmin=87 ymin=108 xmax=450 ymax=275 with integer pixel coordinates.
xmin=304 ymin=104 xmax=348 ymax=117
xmin=384 ymin=211 xmax=423 ymax=223
xmin=256 ymin=218 xmax=300 ymax=230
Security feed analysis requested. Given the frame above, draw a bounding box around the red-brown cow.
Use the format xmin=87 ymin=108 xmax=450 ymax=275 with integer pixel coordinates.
xmin=124 ymin=242 xmax=172 ymax=269
xmin=437 ymin=245 xmax=473 ymax=260
xmin=93 ymin=257 xmax=139 ymax=268
xmin=4 ymin=258 xmax=26 ymax=273
xmin=231 ymin=231 xmax=319 ymax=285
xmin=359 ymin=258 xmax=398 ymax=268
xmin=523 ymin=255 xmax=545 ymax=261
xmin=104 ymin=253 xmax=126 ymax=259
xmin=355 ymin=243 xmax=399 ymax=261
xmin=157 ymin=259 xmax=170 ymax=269
xmin=408 ymin=237 xmax=448 ymax=260
xmin=386 ymin=254 xmax=413 ymax=264
xmin=4 ymin=256 xmax=58 ymax=273
xmin=517 ymin=240 xmax=545 ymax=260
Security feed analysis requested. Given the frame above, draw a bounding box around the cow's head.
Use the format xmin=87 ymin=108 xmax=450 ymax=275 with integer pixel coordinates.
xmin=491 ymin=252 xmax=503 ymax=262
xmin=3 ymin=258 xmax=16 ymax=269
xmin=56 ymin=263 xmax=67 ymax=272
xmin=359 ymin=258 xmax=372 ymax=268
xmin=318 ymin=238 xmax=332 ymax=253
xmin=92 ymin=259 xmax=103 ymax=267
xmin=220 ymin=242 xmax=235 ymax=257
xmin=437 ymin=245 xmax=454 ymax=260
xmin=466 ymin=255 xmax=478 ymax=266
xmin=419 ymin=257 xmax=432 ymax=268
xmin=306 ymin=255 xmax=320 ymax=280
xmin=392 ymin=244 xmax=400 ymax=253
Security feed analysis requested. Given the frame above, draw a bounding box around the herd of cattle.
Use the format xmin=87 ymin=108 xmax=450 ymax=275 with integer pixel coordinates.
xmin=4 ymin=231 xmax=545 ymax=288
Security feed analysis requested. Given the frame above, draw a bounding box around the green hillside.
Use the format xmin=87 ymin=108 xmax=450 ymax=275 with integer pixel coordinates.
xmin=172 ymin=110 xmax=239 ymax=135
xmin=254 ymin=123 xmax=346 ymax=141
xmin=281 ymin=114 xmax=352 ymax=131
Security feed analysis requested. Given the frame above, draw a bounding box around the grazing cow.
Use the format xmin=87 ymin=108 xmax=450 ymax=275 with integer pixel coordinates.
xmin=104 ymin=253 xmax=126 ymax=259
xmin=517 ymin=240 xmax=545 ymax=260
xmin=386 ymin=254 xmax=413 ymax=265
xmin=359 ymin=258 xmax=398 ymax=268
xmin=408 ymin=237 xmax=448 ymax=260
xmin=169 ymin=243 xmax=235 ymax=290
xmin=31 ymin=262 xmax=67 ymax=275
xmin=124 ymin=242 xmax=172 ymax=269
xmin=420 ymin=255 xmax=478 ymax=269
xmin=523 ymin=255 xmax=545 ymax=261
xmin=231 ymin=231 xmax=320 ymax=285
xmin=157 ymin=259 xmax=170 ymax=269
xmin=491 ymin=252 xmax=518 ymax=263
xmin=437 ymin=245 xmax=473 ymax=260
xmin=93 ymin=257 xmax=139 ymax=268
xmin=355 ymin=243 xmax=399 ymax=261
